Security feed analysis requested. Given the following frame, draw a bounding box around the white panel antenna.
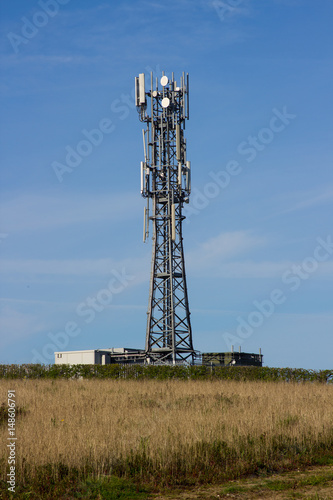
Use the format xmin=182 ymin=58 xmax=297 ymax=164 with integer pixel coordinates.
xmin=171 ymin=204 xmax=176 ymax=241
xmin=140 ymin=161 xmax=144 ymax=194
xmin=178 ymin=162 xmax=182 ymax=188
xmin=186 ymin=161 xmax=191 ymax=193
xmin=176 ymin=124 xmax=181 ymax=161
xmin=139 ymin=73 xmax=146 ymax=105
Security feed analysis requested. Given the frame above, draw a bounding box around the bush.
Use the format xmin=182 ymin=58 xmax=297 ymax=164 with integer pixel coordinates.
xmin=0 ymin=364 xmax=331 ymax=382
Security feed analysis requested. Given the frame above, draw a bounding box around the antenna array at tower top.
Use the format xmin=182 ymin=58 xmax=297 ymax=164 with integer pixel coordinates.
xmin=135 ymin=71 xmax=189 ymax=124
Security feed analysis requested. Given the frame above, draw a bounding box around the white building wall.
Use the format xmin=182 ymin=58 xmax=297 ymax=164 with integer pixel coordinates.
xmin=54 ymin=348 xmax=143 ymax=365
xmin=54 ymin=350 xmax=96 ymax=365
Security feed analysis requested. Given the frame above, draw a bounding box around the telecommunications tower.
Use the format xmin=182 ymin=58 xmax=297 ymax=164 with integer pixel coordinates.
xmin=135 ymin=71 xmax=195 ymax=365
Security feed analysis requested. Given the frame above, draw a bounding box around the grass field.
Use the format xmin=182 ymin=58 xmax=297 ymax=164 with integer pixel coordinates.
xmin=154 ymin=465 xmax=333 ymax=499
xmin=0 ymin=378 xmax=332 ymax=498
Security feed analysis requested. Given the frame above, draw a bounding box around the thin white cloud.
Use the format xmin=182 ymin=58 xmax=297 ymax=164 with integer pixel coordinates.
xmin=272 ymin=0 xmax=302 ymax=5
xmin=0 ymin=298 xmax=71 ymax=306
xmin=187 ymin=231 xmax=266 ymax=270
xmin=192 ymin=307 xmax=242 ymax=315
xmin=2 ymin=257 xmax=332 ymax=285
xmin=0 ymin=297 xmax=146 ymax=312
xmin=2 ymin=225 xmax=332 ymax=281
xmin=277 ymin=187 xmax=333 ymax=216
xmin=0 ymin=304 xmax=46 ymax=347
xmin=209 ymin=0 xmax=251 ymax=20
xmin=1 ymin=54 xmax=92 ymax=67
xmin=190 ymin=259 xmax=333 ymax=279
xmin=186 ymin=230 xmax=333 ymax=278
xmin=0 ymin=254 xmax=152 ymax=294
xmin=216 ymin=260 xmax=293 ymax=278
xmin=0 ymin=191 xmax=140 ymax=232
xmin=216 ymin=260 xmax=333 ymax=278
xmin=0 ymin=258 xmax=125 ymax=275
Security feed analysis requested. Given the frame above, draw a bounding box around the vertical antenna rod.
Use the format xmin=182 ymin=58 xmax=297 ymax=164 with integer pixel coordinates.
xmin=135 ymin=71 xmax=194 ymax=365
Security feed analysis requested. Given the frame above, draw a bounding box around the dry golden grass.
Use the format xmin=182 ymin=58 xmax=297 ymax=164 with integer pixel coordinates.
xmin=1 ymin=379 xmax=332 ymax=485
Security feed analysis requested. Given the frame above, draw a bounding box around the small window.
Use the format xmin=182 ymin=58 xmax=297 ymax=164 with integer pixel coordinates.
xmin=57 ymin=354 xmax=62 ymax=359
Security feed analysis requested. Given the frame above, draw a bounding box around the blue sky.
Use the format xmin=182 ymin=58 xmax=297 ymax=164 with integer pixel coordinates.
xmin=0 ymin=0 xmax=332 ymax=369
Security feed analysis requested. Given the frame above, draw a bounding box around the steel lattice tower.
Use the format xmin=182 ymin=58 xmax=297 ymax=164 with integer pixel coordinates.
xmin=135 ymin=71 xmax=194 ymax=365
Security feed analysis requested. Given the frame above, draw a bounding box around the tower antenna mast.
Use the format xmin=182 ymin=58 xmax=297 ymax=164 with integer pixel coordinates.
xmin=135 ymin=71 xmax=194 ymax=365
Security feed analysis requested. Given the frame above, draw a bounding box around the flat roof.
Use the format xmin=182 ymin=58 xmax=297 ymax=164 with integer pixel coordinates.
xmin=54 ymin=348 xmax=143 ymax=354
xmin=202 ymin=352 xmax=262 ymax=355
